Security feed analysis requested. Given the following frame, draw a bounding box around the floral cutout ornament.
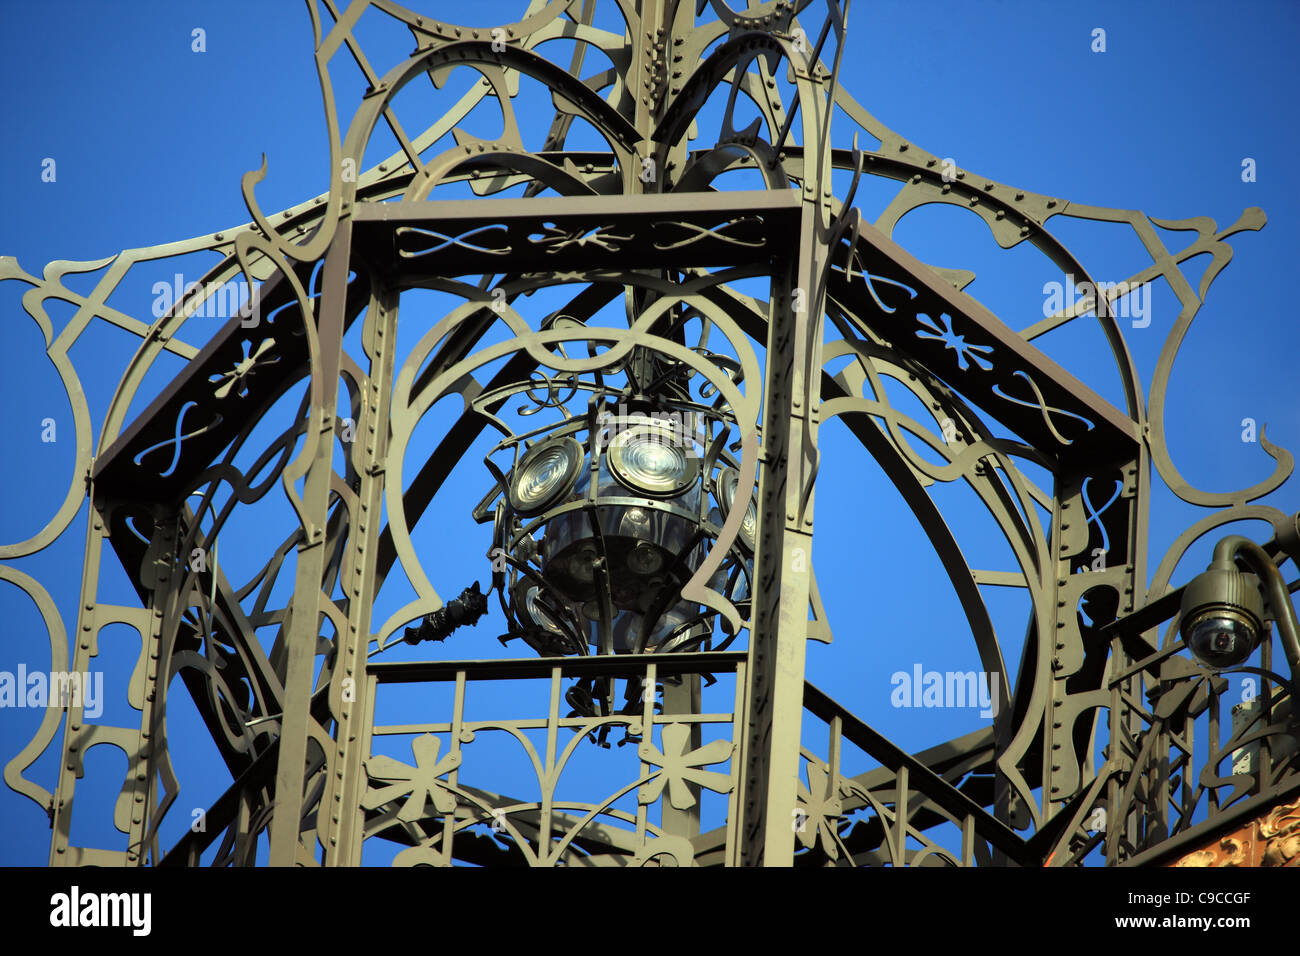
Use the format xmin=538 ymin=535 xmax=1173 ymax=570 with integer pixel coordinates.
xmin=210 ymin=337 xmax=279 ymax=400
xmin=915 ymin=311 xmax=993 ymax=372
xmin=363 ymin=733 xmax=462 ymax=823
xmin=638 ymin=724 xmax=733 ymax=809
xmin=794 ymin=760 xmax=845 ymax=858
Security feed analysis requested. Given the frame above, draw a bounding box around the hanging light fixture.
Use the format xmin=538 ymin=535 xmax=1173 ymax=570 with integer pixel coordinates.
xmin=484 ymin=393 xmax=755 ymax=658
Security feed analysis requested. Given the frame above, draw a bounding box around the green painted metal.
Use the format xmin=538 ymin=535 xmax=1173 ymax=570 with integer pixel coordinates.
xmin=5 ymin=0 xmax=1296 ymax=868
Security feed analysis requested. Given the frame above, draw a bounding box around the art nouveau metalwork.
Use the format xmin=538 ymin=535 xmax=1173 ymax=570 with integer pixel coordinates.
xmin=4 ymin=0 xmax=1297 ymax=867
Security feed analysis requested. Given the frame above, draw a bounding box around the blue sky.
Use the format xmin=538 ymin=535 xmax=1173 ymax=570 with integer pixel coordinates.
xmin=1 ymin=1 xmax=1297 ymax=866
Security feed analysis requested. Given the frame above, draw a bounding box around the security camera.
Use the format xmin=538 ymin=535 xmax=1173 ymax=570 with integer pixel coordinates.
xmin=1179 ymin=562 xmax=1266 ymax=669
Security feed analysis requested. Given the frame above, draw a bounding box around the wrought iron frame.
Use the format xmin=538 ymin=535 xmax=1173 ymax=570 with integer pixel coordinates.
xmin=5 ymin=0 xmax=1297 ymax=867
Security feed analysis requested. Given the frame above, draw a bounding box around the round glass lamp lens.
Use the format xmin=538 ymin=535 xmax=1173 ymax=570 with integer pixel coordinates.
xmin=524 ymin=586 xmax=563 ymax=634
xmin=610 ymin=427 xmax=695 ymax=496
xmin=718 ymin=468 xmax=757 ymax=540
xmin=510 ymin=438 xmax=580 ymax=515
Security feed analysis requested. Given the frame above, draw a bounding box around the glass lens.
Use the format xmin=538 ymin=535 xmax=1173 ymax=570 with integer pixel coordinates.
xmin=524 ymin=586 xmax=562 ymax=633
xmin=719 ymin=469 xmax=737 ymax=511
xmin=627 ymin=542 xmax=664 ymax=574
xmin=717 ymin=468 xmax=756 ymax=541
xmin=511 ymin=439 xmax=579 ymax=514
xmin=610 ymin=426 xmax=694 ymax=496
xmin=1187 ymin=614 xmax=1258 ymax=669
xmin=624 ymin=439 xmax=684 ymax=487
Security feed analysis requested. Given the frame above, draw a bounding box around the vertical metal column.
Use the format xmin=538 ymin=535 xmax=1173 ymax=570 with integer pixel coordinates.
xmin=49 ymin=501 xmax=165 ymax=867
xmin=320 ymin=283 xmax=398 ymax=865
xmin=732 ymin=203 xmax=823 ymax=866
xmin=269 ymin=220 xmax=354 ymax=866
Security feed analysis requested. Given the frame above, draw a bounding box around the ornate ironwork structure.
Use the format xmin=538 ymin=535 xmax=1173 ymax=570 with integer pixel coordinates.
xmin=5 ymin=0 xmax=1298 ymax=867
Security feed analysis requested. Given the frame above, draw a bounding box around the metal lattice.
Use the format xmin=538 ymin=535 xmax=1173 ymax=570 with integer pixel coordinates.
xmin=5 ymin=0 xmax=1298 ymax=868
